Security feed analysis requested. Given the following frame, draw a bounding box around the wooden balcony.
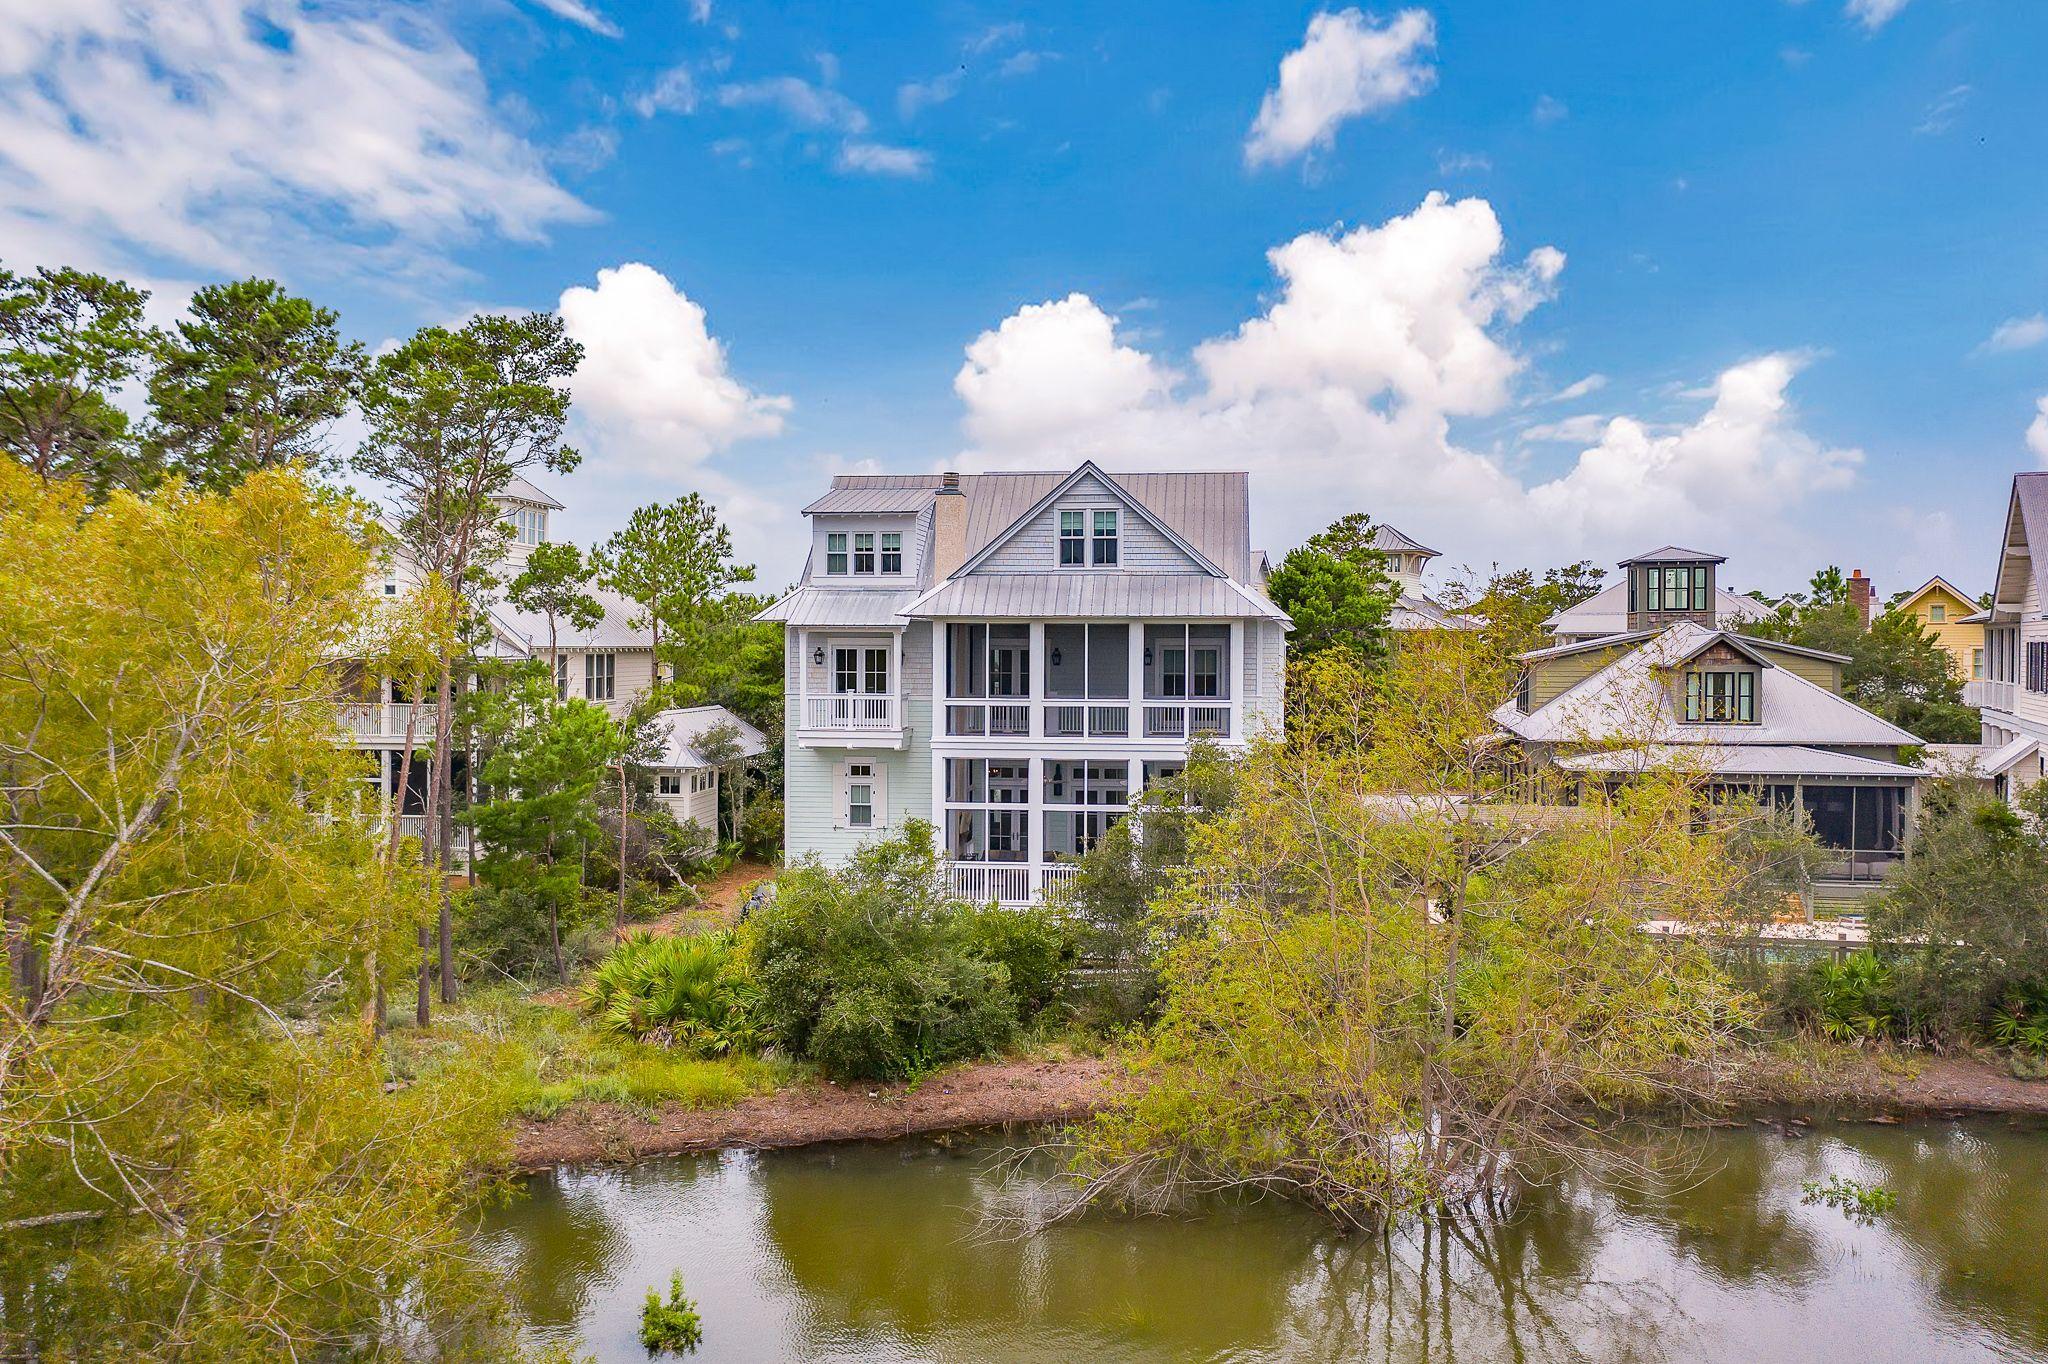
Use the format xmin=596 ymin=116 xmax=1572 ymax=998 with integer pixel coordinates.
xmin=795 ymin=693 xmax=907 ymax=748
xmin=1964 ymin=678 xmax=2015 ymax=712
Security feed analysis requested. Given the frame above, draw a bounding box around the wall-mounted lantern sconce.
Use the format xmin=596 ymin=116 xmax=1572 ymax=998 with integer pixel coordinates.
xmin=1143 ymin=647 xmax=1153 ymax=666
xmin=811 ymin=645 xmax=825 ymax=666
xmin=1049 ymin=648 xmax=1062 ymax=668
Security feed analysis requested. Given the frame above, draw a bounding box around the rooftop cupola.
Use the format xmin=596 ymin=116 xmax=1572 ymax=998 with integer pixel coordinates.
xmin=1621 ymin=546 xmax=1724 ymax=632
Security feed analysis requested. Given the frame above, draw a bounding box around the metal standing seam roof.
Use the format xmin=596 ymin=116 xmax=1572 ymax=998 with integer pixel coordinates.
xmin=1617 ymin=545 xmax=1727 ymax=566
xmin=1557 ymin=744 xmax=1924 ymax=780
xmin=1369 ymin=524 xmax=1441 ymax=558
xmin=1495 ymin=620 xmax=1921 ymax=748
xmin=492 ymin=585 xmax=653 ymax=650
xmin=651 ymin=705 xmax=769 ymax=768
xmin=497 ymin=474 xmax=563 ymax=510
xmin=903 ymin=573 xmax=1289 ymax=621
xmin=1390 ymin=593 xmax=1480 ymax=630
xmin=808 ymin=468 xmax=1256 ymax=582
xmin=754 ymin=587 xmax=921 ymax=627
xmin=1544 ymin=582 xmax=1768 ymax=636
xmin=1993 ymin=472 xmax=2048 ymax=612
xmin=800 ymin=487 xmax=937 ymax=515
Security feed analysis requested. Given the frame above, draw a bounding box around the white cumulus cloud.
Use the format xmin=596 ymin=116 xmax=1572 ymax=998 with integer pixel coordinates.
xmin=952 ymin=193 xmax=1861 ymax=576
xmin=560 ymin=263 xmax=790 ymax=476
xmin=522 ymin=0 xmax=620 ymax=37
xmin=1244 ymin=8 xmax=1436 ymax=168
xmin=836 ymin=142 xmax=933 ymax=178
xmin=1846 ymin=0 xmax=1912 ymax=32
xmin=0 ymin=0 xmax=590 ymax=279
xmin=1982 ymin=314 xmax=2048 ymax=355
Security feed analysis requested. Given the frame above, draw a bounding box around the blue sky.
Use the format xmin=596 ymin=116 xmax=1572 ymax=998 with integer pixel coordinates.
xmin=5 ymin=0 xmax=2046 ymax=598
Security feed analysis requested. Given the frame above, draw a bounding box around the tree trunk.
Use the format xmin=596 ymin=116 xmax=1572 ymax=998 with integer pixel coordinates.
xmin=387 ymin=695 xmax=422 ymax=864
xmin=549 ymin=900 xmax=565 ymax=985
xmin=433 ymin=661 xmax=456 ymax=1004
xmin=616 ymin=762 xmax=629 ymax=934
xmin=364 ymin=949 xmax=383 ymax=1035
xmin=415 ymin=923 xmax=431 ymax=1028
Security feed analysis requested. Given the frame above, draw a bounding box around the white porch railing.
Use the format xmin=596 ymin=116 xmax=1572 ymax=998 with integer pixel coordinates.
xmin=946 ymin=862 xmax=1085 ymax=905
xmin=949 ymin=863 xmax=1034 ymax=904
xmin=804 ymin=693 xmax=899 ymax=731
xmin=1142 ymin=703 xmax=1231 ymax=739
xmin=339 ymin=702 xmax=438 ymax=742
xmin=1964 ymin=679 xmax=2015 ymax=712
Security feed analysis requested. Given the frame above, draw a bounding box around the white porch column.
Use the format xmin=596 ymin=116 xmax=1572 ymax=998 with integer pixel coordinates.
xmin=1127 ymin=621 xmax=1145 ymax=735
xmin=1228 ymin=620 xmax=1243 ymax=739
xmin=1027 ymin=621 xmax=1044 ymax=737
xmin=795 ymin=628 xmax=808 ymax=728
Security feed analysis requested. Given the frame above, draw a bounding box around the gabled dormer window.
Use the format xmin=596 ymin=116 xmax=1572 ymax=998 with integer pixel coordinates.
xmin=1058 ymin=510 xmax=1085 ymax=566
xmin=1092 ymin=509 xmax=1120 ymax=566
xmin=508 ymin=506 xmax=547 ymax=545
xmin=826 ymin=532 xmax=848 ymax=575
xmin=1685 ymin=669 xmax=1755 ymax=723
xmin=881 ymin=532 xmax=902 ymax=574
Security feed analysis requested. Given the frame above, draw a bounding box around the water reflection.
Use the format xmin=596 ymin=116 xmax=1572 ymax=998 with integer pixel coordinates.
xmin=482 ymin=1119 xmax=2048 ymax=1363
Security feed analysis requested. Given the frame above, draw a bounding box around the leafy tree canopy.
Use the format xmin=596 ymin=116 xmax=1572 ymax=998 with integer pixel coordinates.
xmin=1266 ymin=513 xmax=1400 ymax=665
xmin=0 ymin=265 xmax=156 ymax=494
xmin=146 ymin=277 xmax=366 ymax=491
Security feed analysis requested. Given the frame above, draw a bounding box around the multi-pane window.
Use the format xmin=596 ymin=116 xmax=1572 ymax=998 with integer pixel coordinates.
xmin=948 ymin=624 xmax=1030 ymax=697
xmin=834 ymin=648 xmax=858 ymax=695
xmin=1143 ymin=624 xmax=1230 ymax=699
xmin=1058 ymin=510 xmax=1085 ymax=566
xmin=864 ymin=648 xmax=888 ymax=693
xmin=584 ymin=653 xmax=615 ymax=701
xmin=1092 ymin=510 xmax=1120 ymax=565
xmin=845 ymin=762 xmax=875 ymax=828
xmin=880 ymin=532 xmax=902 ymax=574
xmin=1974 ymin=648 xmax=1985 ymax=680
xmin=555 ymin=654 xmax=570 ymax=699
xmin=1043 ymin=759 xmax=1131 ymax=860
xmin=2028 ymin=641 xmax=2048 ymax=695
xmin=1928 ymin=604 xmax=1946 ymax=623
xmin=507 ymin=507 xmax=547 ymax=545
xmin=826 ymin=533 xmax=848 ymax=575
xmin=1684 ymin=669 xmax=1754 ymax=722
xmin=1637 ymin=565 xmax=1710 ymax=614
xmin=945 ymin=759 xmax=1030 ymax=863
xmin=658 ymin=772 xmax=683 ymax=796
xmin=853 ymin=533 xmax=876 ymax=574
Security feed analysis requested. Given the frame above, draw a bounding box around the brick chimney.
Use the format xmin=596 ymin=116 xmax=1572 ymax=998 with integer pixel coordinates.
xmin=930 ymin=471 xmax=967 ymax=580
xmin=1848 ymin=569 xmax=1873 ymax=629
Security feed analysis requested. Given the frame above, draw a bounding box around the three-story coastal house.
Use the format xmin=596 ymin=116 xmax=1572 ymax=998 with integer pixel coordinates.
xmin=758 ymin=462 xmax=1290 ymax=903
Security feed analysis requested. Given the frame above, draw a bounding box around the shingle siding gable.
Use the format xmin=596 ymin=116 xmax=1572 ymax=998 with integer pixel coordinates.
xmin=969 ymin=471 xmax=1210 ymax=577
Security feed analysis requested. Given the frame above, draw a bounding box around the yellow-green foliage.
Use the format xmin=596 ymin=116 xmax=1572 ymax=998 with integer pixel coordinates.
xmin=1075 ymin=640 xmax=1758 ymax=1229
xmin=406 ymin=988 xmax=792 ymax=1121
xmin=0 ymin=466 xmax=536 ymax=1358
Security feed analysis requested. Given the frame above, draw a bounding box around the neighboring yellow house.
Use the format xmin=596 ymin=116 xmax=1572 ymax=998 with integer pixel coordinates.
xmin=1893 ymin=575 xmax=1984 ymax=682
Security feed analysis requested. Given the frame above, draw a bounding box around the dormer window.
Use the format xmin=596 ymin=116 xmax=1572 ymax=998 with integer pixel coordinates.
xmin=1634 ymin=565 xmax=1709 ymax=614
xmin=1685 ymin=669 xmax=1755 ymax=723
xmin=508 ymin=506 xmax=547 ymax=546
xmin=853 ymin=533 xmax=876 ymax=574
xmin=881 ymin=532 xmax=902 ymax=574
xmin=1092 ymin=510 xmax=1120 ymax=566
xmin=1058 ymin=511 xmax=1085 ymax=566
xmin=826 ymin=533 xmax=848 ymax=575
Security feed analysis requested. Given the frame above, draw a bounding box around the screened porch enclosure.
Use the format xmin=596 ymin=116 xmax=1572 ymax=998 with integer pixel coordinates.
xmin=942 ymin=621 xmax=1235 ymax=740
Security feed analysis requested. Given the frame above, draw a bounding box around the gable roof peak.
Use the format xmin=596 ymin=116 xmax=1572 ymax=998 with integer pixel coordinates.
xmin=1618 ymin=545 xmax=1725 ymax=567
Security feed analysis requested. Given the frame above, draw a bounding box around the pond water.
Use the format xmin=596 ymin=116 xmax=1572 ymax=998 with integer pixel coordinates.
xmin=483 ymin=1119 xmax=2048 ymax=1363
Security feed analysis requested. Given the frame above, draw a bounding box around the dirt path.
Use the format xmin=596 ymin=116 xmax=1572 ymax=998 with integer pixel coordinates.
xmin=512 ymin=1057 xmax=1115 ymax=1169
xmin=508 ymin=1048 xmax=2048 ymax=1171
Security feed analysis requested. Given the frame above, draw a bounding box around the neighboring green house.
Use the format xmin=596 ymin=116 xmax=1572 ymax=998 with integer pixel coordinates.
xmin=1496 ymin=546 xmax=1923 ymax=905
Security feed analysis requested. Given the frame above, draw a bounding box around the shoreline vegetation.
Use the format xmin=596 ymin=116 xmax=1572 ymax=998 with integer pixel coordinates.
xmin=502 ymin=1044 xmax=2048 ymax=1172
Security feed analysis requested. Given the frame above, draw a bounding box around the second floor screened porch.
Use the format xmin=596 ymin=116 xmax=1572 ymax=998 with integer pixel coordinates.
xmin=938 ymin=620 xmax=1243 ymax=742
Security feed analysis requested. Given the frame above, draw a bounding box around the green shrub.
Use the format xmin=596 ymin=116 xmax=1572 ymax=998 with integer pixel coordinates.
xmin=640 ymin=1271 xmax=704 ymax=1355
xmin=953 ymin=900 xmax=1078 ymax=1014
xmin=740 ymin=795 xmax=783 ymax=861
xmin=747 ymin=822 xmax=1034 ymax=1081
xmin=1777 ymin=952 xmax=1897 ymax=1043
xmin=582 ymin=931 xmax=757 ymax=1055
xmin=458 ymin=882 xmax=607 ymax=983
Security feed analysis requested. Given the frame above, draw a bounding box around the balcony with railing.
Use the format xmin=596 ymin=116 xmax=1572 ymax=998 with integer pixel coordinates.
xmin=793 ymin=691 xmax=907 ymax=747
xmin=947 ymin=861 xmax=1082 ymax=905
xmin=339 ymin=701 xmax=439 ymax=743
xmin=1964 ymin=678 xmax=2015 ymax=712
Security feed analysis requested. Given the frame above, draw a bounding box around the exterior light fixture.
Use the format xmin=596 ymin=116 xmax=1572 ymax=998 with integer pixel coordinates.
xmin=1143 ymin=647 xmax=1153 ymax=666
xmin=1049 ymin=648 xmax=1062 ymax=667
xmin=811 ymin=645 xmax=825 ymax=666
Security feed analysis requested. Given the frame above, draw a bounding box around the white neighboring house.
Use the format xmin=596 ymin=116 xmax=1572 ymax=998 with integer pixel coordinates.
xmin=647 ymin=704 xmax=769 ymax=844
xmin=342 ymin=474 xmax=756 ymax=859
xmin=1961 ymin=471 xmax=2048 ymax=797
xmin=1370 ymin=524 xmax=1479 ymax=632
xmin=757 ymin=461 xmax=1291 ymax=904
